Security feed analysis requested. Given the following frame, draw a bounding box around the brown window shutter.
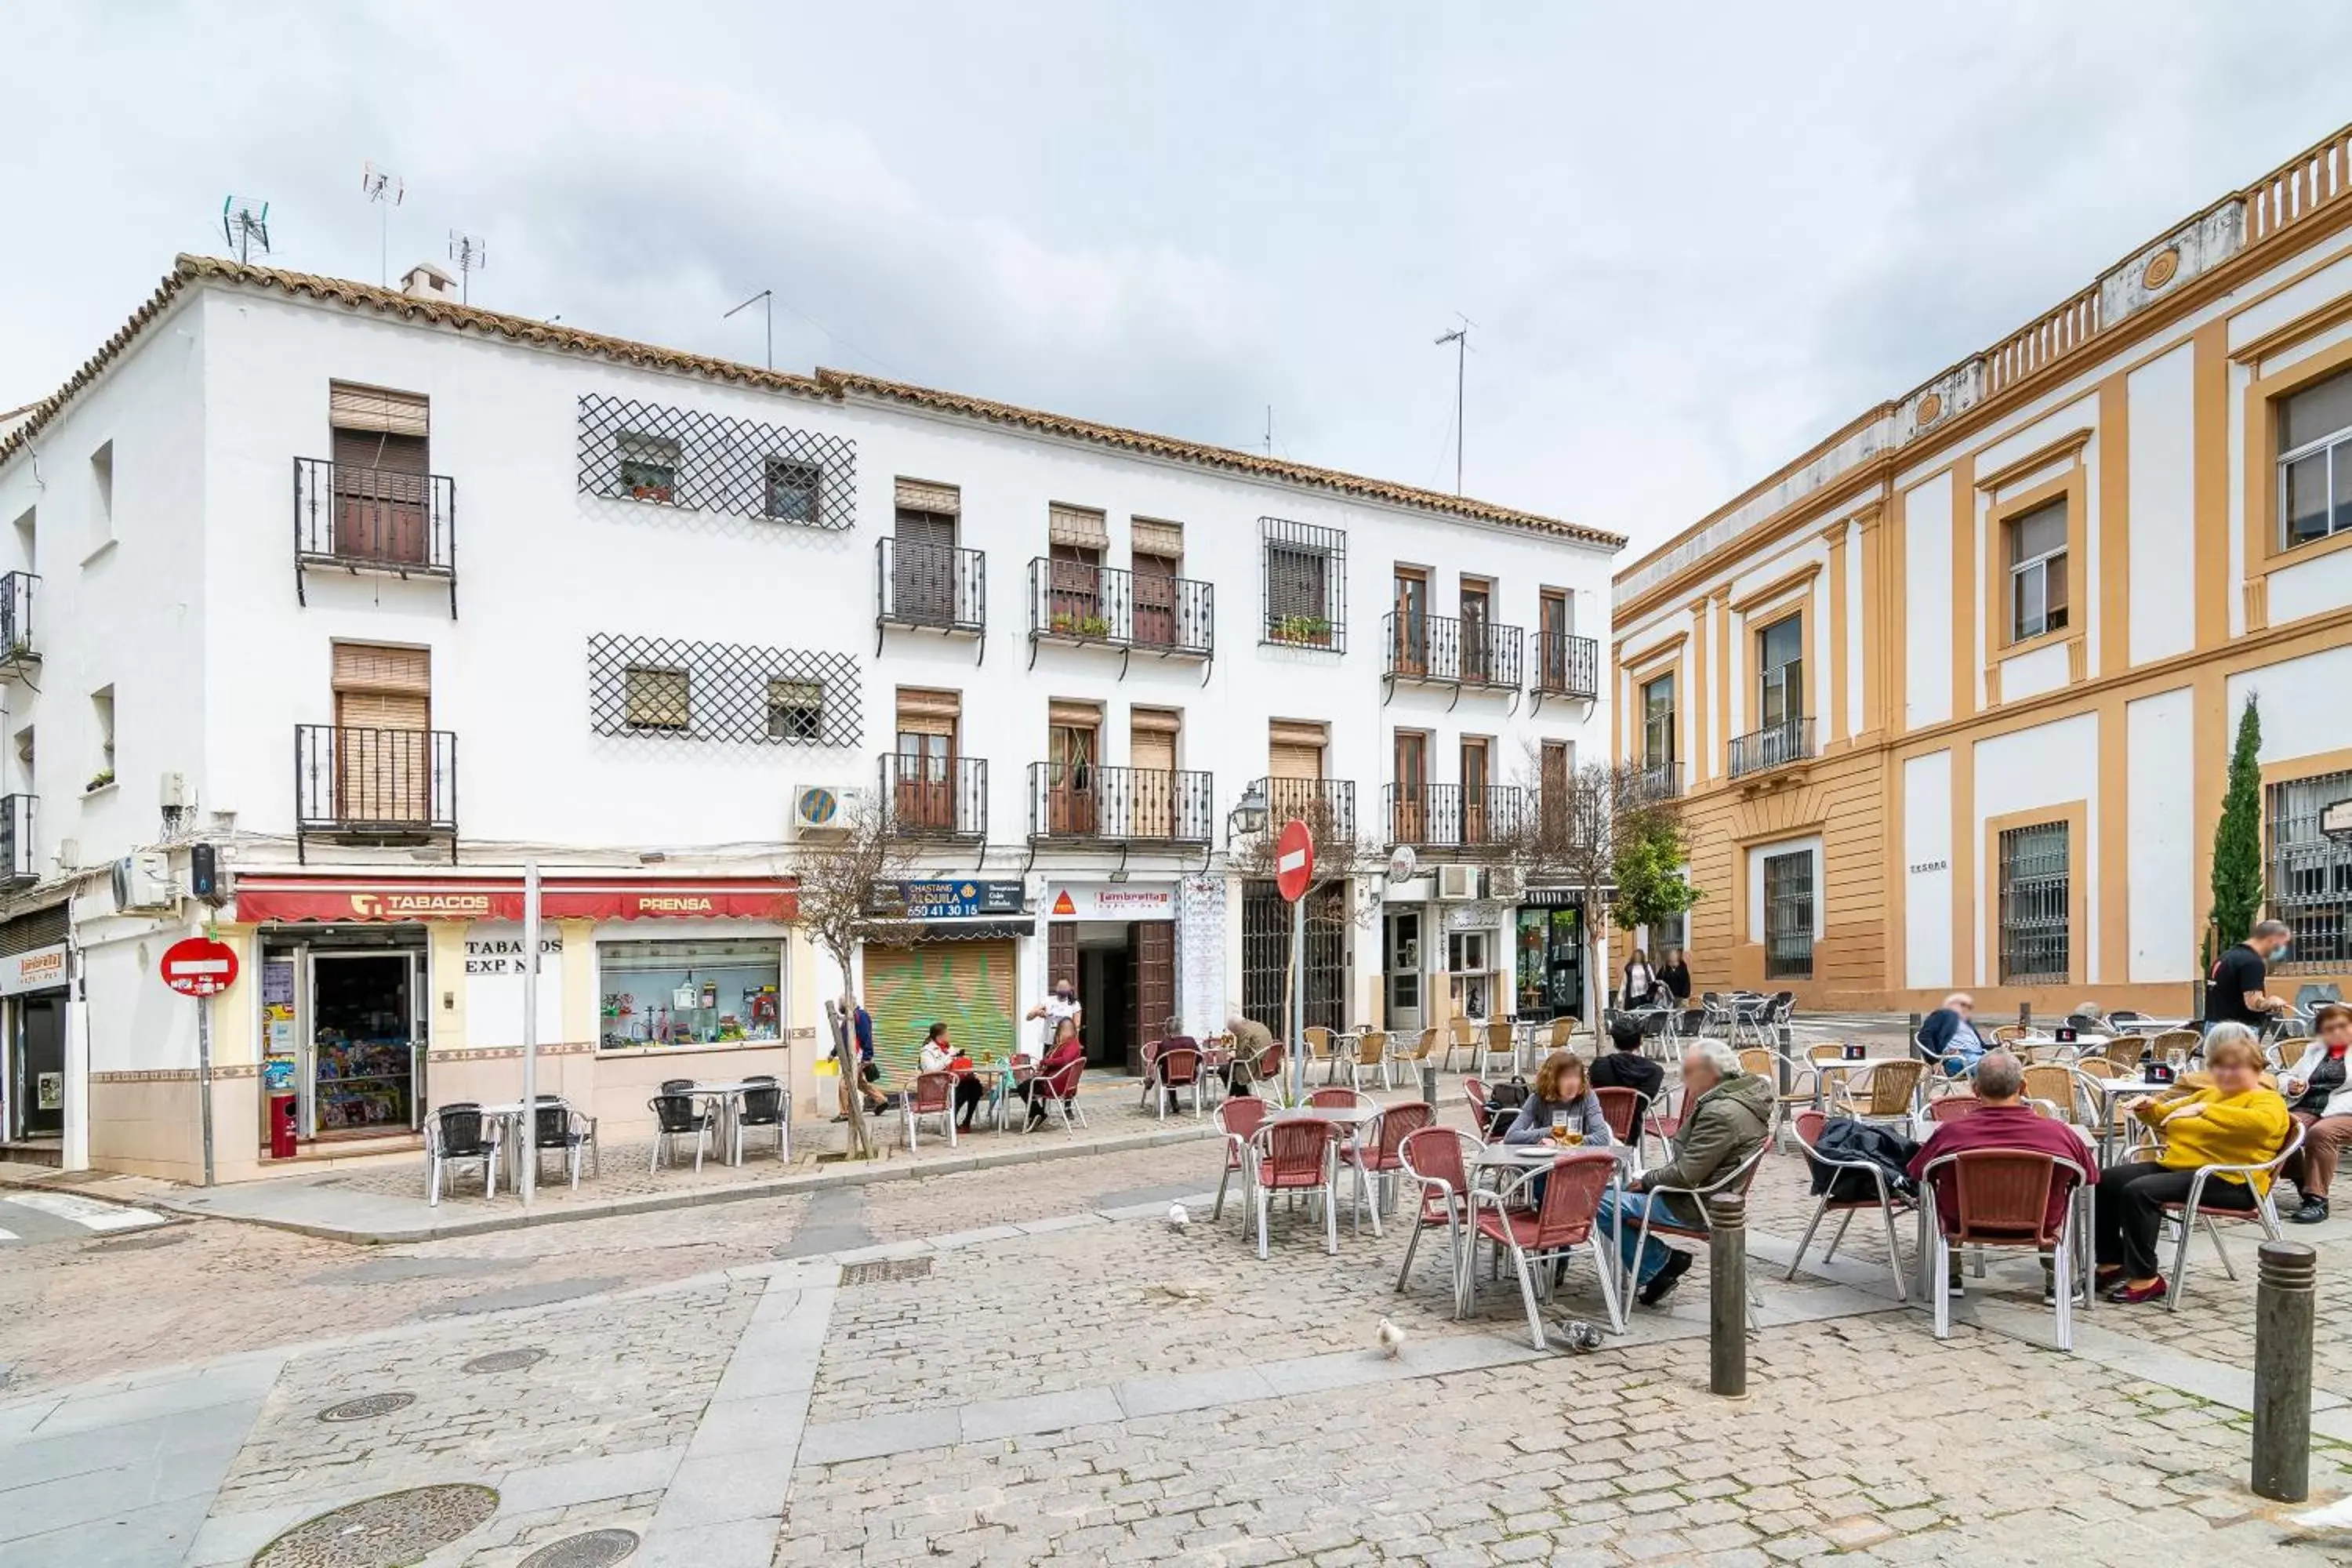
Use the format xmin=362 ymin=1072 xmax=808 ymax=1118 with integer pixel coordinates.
xmin=1131 ymin=518 xmax=1183 ymax=560
xmin=1047 ymin=698 xmax=1102 ymax=729
xmin=332 ymin=642 xmax=430 ymax=694
xmin=335 ymin=688 xmax=429 ymax=731
xmin=1269 ymin=741 xmax=1323 ymax=781
xmin=895 ymin=478 xmax=960 ymax=515
xmin=329 ymin=383 xmax=430 ymax=439
xmin=1131 ymin=731 xmax=1176 ymax=774
xmin=1129 ymin=706 xmax=1181 ymax=737
xmin=895 ymin=687 xmax=961 ymax=736
xmin=1047 ymin=504 xmax=1109 ymax=551
xmin=1269 ymin=719 xmax=1327 ymax=749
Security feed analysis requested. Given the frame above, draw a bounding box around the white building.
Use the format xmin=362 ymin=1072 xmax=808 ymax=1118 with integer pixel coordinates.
xmin=0 ymin=255 xmax=1620 ymax=1180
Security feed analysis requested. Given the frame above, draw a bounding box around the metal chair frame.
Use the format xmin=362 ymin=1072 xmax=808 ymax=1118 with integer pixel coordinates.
xmin=1785 ymin=1109 xmax=1911 ymax=1301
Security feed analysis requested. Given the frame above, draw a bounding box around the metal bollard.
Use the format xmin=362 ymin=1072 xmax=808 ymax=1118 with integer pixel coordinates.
xmin=1421 ymin=1062 xmax=1439 ymax=1109
xmin=1708 ymin=1192 xmax=1748 ymax=1398
xmin=2252 ymin=1240 xmax=2316 ymax=1502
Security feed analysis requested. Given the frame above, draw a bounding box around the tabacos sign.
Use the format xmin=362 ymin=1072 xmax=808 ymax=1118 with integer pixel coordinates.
xmin=350 ymin=889 xmax=497 ymax=919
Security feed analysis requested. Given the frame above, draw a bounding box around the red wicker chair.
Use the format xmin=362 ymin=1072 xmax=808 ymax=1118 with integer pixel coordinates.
xmin=1248 ymin=1118 xmax=1340 ymax=1261
xmin=1927 ymin=1095 xmax=1984 ymax=1124
xmin=1785 ymin=1109 xmax=1912 ymax=1301
xmin=1355 ymin=1101 xmax=1433 ymax=1223
xmin=1211 ymin=1096 xmax=1270 ymax=1225
xmin=1152 ymin=1043 xmax=1203 ymax=1121
xmin=903 ymin=1071 xmax=957 ymax=1152
xmin=1469 ymin=1149 xmax=1625 ymax=1345
xmin=1593 ymin=1087 xmax=1646 ymax=1145
xmin=1918 ymin=1147 xmax=2086 ymax=1348
xmin=1395 ymin=1123 xmax=1483 ymax=1315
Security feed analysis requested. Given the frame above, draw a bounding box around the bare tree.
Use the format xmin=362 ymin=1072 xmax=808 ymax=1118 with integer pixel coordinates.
xmin=793 ymin=796 xmax=919 ymax=1161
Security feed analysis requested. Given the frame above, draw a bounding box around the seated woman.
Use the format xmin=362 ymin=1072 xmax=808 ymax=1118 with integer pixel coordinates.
xmin=917 ymin=1021 xmax=987 ymax=1132
xmin=2092 ymin=1023 xmax=2291 ymax=1304
xmin=1017 ymin=1017 xmax=1087 ymax=1127
xmin=2280 ymin=1002 xmax=2352 ymax=1224
xmin=1504 ymin=1050 xmax=1613 ymax=1148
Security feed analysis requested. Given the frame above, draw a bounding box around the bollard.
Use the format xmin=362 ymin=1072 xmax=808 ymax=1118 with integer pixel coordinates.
xmin=1421 ymin=1062 xmax=1439 ymax=1109
xmin=2252 ymin=1240 xmax=2316 ymax=1502
xmin=1707 ymin=1192 xmax=1748 ymax=1398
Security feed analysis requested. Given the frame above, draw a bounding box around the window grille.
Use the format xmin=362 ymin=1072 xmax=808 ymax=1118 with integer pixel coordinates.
xmin=1998 ymin=821 xmax=2071 ymax=983
xmin=1259 ymin=517 xmax=1346 ymax=652
xmin=1762 ymin=849 xmax=1814 ymax=979
xmin=590 ymin=633 xmax=861 ymax=747
xmin=2269 ymin=770 xmax=2352 ymax=967
xmin=577 ymin=395 xmax=856 ymax=529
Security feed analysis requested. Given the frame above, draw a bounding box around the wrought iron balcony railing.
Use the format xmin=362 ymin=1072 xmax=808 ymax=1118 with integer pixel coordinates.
xmin=294 ymin=458 xmax=457 ymax=615
xmin=1534 ymin=630 xmax=1599 ymax=700
xmin=880 ymin=753 xmax=987 ymax=842
xmin=876 ymin=538 xmax=987 ymax=641
xmin=1385 ymin=782 xmax=1525 ymax=849
xmin=295 ymin=724 xmax=458 ymax=862
xmin=1247 ymin=776 xmax=1356 ymax=845
xmin=1634 ymin=759 xmax=1682 ymax=800
xmin=0 ymin=572 xmax=36 ymax=671
xmin=1027 ymin=762 xmax=1215 ymax=844
xmin=1025 ymin=558 xmax=1213 ymax=660
xmin=1383 ymin=612 xmax=1523 ymax=691
xmin=1728 ymin=716 xmax=1816 ymax=779
xmin=0 ymin=793 xmax=34 ymax=887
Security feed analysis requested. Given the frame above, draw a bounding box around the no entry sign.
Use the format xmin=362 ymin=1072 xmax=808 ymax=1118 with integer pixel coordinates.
xmin=1275 ymin=818 xmax=1316 ymax=902
xmin=161 ymin=936 xmax=239 ymax=997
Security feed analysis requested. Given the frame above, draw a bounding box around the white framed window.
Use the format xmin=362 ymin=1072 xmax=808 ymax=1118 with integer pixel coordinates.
xmin=2279 ymin=365 xmax=2352 ymax=550
xmin=1446 ymin=930 xmax=1489 ymax=975
xmin=2006 ymin=498 xmax=2069 ymax=641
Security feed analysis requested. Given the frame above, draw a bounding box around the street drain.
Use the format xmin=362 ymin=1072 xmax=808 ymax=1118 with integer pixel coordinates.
xmin=252 ymin=1483 xmax=498 ymax=1568
xmin=841 ymin=1256 xmax=932 ymax=1287
xmin=463 ymin=1347 xmax=547 ymax=1374
xmin=318 ymin=1392 xmax=416 ymax=1422
xmin=518 ymin=1528 xmax=641 ymax=1567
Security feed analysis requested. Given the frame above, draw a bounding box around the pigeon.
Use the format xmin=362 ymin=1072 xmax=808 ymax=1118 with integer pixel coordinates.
xmin=1375 ymin=1317 xmax=1406 ymax=1359
xmin=2292 ymin=1496 xmax=2352 ymax=1533
xmin=1167 ymin=1202 xmax=1190 ymax=1232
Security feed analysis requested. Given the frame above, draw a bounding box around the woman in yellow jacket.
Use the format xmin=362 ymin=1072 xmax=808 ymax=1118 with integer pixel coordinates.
xmin=2093 ymin=1023 xmax=2292 ymax=1304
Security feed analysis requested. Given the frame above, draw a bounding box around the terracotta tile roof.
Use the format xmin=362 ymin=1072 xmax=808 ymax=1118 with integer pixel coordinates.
xmin=0 ymin=255 xmax=1624 ymax=550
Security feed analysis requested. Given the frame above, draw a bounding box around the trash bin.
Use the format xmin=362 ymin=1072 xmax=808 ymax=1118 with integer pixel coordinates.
xmin=269 ymin=1091 xmax=298 ymax=1159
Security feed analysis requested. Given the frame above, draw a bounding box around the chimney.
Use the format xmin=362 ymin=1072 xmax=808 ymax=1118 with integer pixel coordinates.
xmin=400 ymin=262 xmax=459 ymax=300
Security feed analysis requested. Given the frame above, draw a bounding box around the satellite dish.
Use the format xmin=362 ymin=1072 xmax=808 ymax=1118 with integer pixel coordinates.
xmin=1386 ymin=844 xmax=1418 ymax=884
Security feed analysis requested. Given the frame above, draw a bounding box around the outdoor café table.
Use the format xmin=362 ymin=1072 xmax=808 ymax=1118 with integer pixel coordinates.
xmin=2080 ymin=1076 xmax=2176 ymax=1164
xmin=474 ymin=1100 xmax=529 ymax=1191
xmin=1272 ymin=1103 xmax=1387 ymax=1226
xmin=1809 ymin=1057 xmax=1915 ymax=1112
xmin=689 ymin=1080 xmax=770 ymax=1165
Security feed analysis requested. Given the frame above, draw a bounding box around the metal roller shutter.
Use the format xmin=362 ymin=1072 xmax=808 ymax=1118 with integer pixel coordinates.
xmin=860 ymin=938 xmax=1018 ymax=1078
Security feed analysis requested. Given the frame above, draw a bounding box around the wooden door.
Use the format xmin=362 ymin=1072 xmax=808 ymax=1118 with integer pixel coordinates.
xmin=332 ymin=644 xmax=430 ymax=823
xmin=895 ymin=730 xmax=952 ymax=831
xmin=1540 ymin=591 xmax=1569 ymax=688
xmin=1130 ymin=717 xmax=1177 ymax=839
xmin=1047 ymin=923 xmax=1079 ymax=1054
xmin=1461 ymin=739 xmax=1491 ymax=844
xmin=1392 ymin=731 xmax=1427 ymax=842
xmin=1392 ymin=572 xmax=1428 ymax=673
xmin=1133 ymin=552 xmax=1178 ymax=648
xmin=1460 ymin=581 xmax=1491 ymax=681
xmin=1049 ymin=722 xmax=1098 ymax=836
xmin=894 ymin=510 xmax=957 ymax=626
xmin=1134 ymin=920 xmax=1175 ymax=1073
xmin=1048 ymin=543 xmax=1103 ymax=635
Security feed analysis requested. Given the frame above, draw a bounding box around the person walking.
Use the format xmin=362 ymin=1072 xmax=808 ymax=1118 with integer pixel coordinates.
xmin=1621 ymin=950 xmax=1658 ymax=1010
xmin=1655 ymin=949 xmax=1693 ymax=1006
xmin=835 ymin=995 xmax=887 ymax=1122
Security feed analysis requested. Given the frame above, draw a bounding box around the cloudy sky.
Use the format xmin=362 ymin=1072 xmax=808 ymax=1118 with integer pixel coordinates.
xmin=6 ymin=3 xmax=2348 ymax=560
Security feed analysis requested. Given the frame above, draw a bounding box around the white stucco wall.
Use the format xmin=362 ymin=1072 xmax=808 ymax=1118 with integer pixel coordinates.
xmin=2125 ymin=687 xmax=2196 ymax=982
xmin=2127 ymin=343 xmax=2198 ymax=666
xmin=1902 ymin=749 xmax=1953 ymax=992
xmin=1901 ymin=473 xmax=1952 ymax=731
xmin=2230 ymin=644 xmax=2352 ymax=762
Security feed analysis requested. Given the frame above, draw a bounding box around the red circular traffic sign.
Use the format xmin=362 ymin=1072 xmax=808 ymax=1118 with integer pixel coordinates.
xmin=161 ymin=936 xmax=239 ymax=997
xmin=1275 ymin=818 xmax=1316 ymax=902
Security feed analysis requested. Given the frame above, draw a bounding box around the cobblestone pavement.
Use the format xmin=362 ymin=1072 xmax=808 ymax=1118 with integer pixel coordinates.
xmin=8 ymin=1083 xmax=2352 ymax=1567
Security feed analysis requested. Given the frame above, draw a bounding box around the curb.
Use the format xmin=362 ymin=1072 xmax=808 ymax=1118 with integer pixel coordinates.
xmin=159 ymin=1121 xmax=1225 ymax=1245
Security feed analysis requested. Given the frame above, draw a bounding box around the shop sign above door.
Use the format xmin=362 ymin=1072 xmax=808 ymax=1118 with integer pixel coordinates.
xmin=1045 ymin=882 xmax=1176 ymax=920
xmin=869 ymin=880 xmax=1025 ymax=920
xmin=0 ymin=942 xmax=68 ymax=996
xmin=232 ymin=877 xmax=799 ymax=923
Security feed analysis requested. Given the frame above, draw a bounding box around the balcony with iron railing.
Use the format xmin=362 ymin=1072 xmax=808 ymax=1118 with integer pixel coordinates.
xmin=1633 ymin=758 xmax=1682 ymax=800
xmin=1247 ymin=776 xmax=1356 ymax=845
xmin=294 ymin=458 xmax=457 ymax=615
xmin=1385 ymin=782 xmax=1524 ymax=851
xmin=0 ymin=793 xmax=33 ymax=887
xmin=0 ymin=572 xmax=37 ymax=675
xmin=295 ymin=724 xmax=458 ymax=862
xmin=876 ymin=538 xmax=987 ymax=654
xmin=1534 ymin=630 xmax=1599 ymax=703
xmin=1027 ymin=762 xmax=1215 ymax=845
xmin=1728 ymin=717 xmax=1815 ymax=780
xmin=880 ymin=753 xmax=987 ymax=842
xmin=1383 ymin=612 xmax=1523 ymax=695
xmin=1026 ymin=558 xmax=1213 ymax=663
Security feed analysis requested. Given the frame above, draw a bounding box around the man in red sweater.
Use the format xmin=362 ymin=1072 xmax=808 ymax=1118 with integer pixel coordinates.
xmin=1905 ymin=1051 xmax=2097 ymax=1305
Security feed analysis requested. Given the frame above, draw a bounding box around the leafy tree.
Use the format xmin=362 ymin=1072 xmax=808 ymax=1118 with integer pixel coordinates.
xmin=2210 ymin=694 xmax=2265 ymax=948
xmin=1612 ymin=807 xmax=1701 ymax=939
xmin=794 ymin=796 xmax=917 ymax=1161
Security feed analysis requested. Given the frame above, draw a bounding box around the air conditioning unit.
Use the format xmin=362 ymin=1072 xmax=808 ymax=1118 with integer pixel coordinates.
xmin=1485 ymin=866 xmax=1527 ymax=901
xmin=111 ymin=851 xmax=176 ymax=913
xmin=1436 ymin=864 xmax=1479 ymax=902
xmin=791 ymin=784 xmax=865 ymax=837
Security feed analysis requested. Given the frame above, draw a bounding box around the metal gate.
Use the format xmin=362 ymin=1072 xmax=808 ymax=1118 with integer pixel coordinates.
xmin=1241 ymin=880 xmax=1348 ymax=1037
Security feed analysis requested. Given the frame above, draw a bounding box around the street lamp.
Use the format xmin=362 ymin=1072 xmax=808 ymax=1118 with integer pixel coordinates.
xmin=1226 ymin=782 xmax=1269 ymax=844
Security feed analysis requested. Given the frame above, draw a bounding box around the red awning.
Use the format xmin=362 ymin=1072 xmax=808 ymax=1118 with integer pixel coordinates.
xmin=233 ymin=876 xmax=798 ymax=924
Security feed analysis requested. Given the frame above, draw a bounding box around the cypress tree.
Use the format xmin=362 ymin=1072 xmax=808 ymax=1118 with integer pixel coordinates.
xmin=2209 ymin=695 xmax=2265 ymax=947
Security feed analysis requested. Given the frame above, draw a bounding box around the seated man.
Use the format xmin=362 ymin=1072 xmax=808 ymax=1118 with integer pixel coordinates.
xmin=1589 ymin=1014 xmax=1665 ymax=1105
xmin=1918 ymin=992 xmax=1989 ymax=1077
xmin=1222 ymin=1011 xmax=1276 ymax=1096
xmin=1904 ymin=1051 xmax=2096 ymax=1303
xmin=1594 ymin=1040 xmax=1772 ymax=1305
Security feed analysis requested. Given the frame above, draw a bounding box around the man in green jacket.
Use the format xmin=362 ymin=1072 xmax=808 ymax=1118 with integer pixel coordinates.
xmin=1594 ymin=1039 xmax=1774 ymax=1305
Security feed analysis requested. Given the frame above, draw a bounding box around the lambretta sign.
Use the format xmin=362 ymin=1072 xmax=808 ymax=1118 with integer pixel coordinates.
xmin=0 ymin=943 xmax=67 ymax=996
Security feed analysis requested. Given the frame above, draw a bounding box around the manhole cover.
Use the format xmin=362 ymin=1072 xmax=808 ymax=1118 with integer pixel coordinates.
xmin=318 ymin=1392 xmax=416 ymax=1422
xmin=841 ymin=1256 xmax=932 ymax=1287
xmin=518 ymin=1528 xmax=641 ymax=1567
xmin=252 ymin=1483 xmax=499 ymax=1568
xmin=463 ymin=1347 xmax=547 ymax=1374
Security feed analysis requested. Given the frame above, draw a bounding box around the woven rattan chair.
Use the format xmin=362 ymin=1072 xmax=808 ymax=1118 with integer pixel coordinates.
xmin=2020 ymin=1064 xmax=2084 ymax=1124
xmin=1919 ymin=1147 xmax=2085 ymax=1349
xmin=1153 ymin=1044 xmax=1204 ymax=1120
xmin=1211 ymin=1096 xmax=1269 ymax=1225
xmin=1350 ymin=1029 xmax=1391 ymax=1092
xmin=1442 ymin=1016 xmax=1478 ymax=1073
xmin=1352 ymin=1100 xmax=1433 ymax=1228
xmin=1593 ymin=1086 xmax=1646 ymax=1145
xmin=1836 ymin=1058 xmax=1924 ymax=1123
xmin=1303 ymin=1025 xmax=1339 ymax=1084
xmin=903 ymin=1070 xmax=958 ymax=1150
xmin=1480 ymin=1019 xmax=1519 ymax=1077
xmin=1249 ymin=1118 xmax=1341 ymax=1260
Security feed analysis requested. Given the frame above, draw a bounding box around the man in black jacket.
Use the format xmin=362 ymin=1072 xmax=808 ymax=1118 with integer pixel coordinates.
xmin=1590 ymin=1015 xmax=1664 ymax=1103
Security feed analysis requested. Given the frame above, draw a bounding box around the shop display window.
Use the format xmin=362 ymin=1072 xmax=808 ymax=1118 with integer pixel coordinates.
xmin=600 ymin=938 xmax=782 ymax=1047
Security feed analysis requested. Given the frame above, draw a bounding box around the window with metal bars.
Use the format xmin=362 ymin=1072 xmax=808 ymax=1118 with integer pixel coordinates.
xmin=1260 ymin=517 xmax=1345 ymax=652
xmin=1998 ymin=821 xmax=2071 ymax=983
xmin=2268 ymin=770 xmax=2352 ymax=967
xmin=1762 ymin=849 xmax=1814 ymax=979
xmin=590 ymin=633 xmax=861 ymax=748
xmin=576 ymin=395 xmax=856 ymax=529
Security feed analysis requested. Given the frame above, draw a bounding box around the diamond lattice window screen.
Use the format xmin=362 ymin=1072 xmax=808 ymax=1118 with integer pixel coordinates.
xmin=578 ymin=395 xmax=856 ymax=529
xmin=591 ymin=634 xmax=861 ymax=747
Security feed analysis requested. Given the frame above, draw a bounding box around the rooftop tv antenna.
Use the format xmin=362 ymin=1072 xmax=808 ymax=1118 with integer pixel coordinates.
xmin=1434 ymin=314 xmax=1472 ymax=495
xmin=724 ymin=289 xmax=774 ymax=369
xmin=361 ymin=162 xmax=404 ymax=285
xmin=220 ymin=196 xmax=270 ymax=263
xmin=448 ymin=231 xmax=488 ymax=305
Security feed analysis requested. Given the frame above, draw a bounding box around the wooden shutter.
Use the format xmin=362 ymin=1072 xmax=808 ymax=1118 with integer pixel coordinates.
xmin=1048 ymin=698 xmax=1102 ymax=728
xmin=333 ymin=642 xmax=431 ymax=695
xmin=329 ymin=383 xmax=430 ymax=438
xmin=1047 ymin=504 xmax=1109 ymax=550
xmin=895 ymin=688 xmax=960 ymax=737
xmin=1269 ymin=720 xmax=1326 ymax=781
xmin=1131 ymin=517 xmax=1183 ymax=560
xmin=330 ymin=643 xmax=431 ymax=822
xmin=895 ymin=478 xmax=960 ymax=515
xmin=1134 ymin=920 xmax=1176 ymax=1072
